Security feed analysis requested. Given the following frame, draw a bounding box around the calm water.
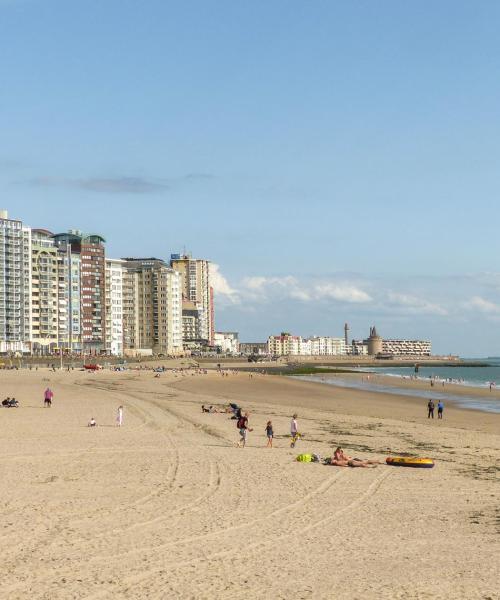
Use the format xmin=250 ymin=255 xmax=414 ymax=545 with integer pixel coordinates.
xmin=362 ymin=358 xmax=500 ymax=388
xmin=297 ymin=359 xmax=500 ymax=414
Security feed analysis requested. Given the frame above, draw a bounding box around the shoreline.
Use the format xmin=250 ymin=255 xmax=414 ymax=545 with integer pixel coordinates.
xmin=292 ymin=371 xmax=500 ymax=415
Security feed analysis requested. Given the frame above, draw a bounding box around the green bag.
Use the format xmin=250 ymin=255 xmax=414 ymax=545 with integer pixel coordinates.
xmin=296 ymin=453 xmax=313 ymax=462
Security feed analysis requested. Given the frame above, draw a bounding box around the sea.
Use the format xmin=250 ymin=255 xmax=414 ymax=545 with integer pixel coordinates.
xmin=297 ymin=358 xmax=500 ymax=414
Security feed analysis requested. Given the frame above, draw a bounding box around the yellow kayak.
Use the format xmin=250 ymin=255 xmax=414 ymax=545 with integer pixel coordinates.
xmin=386 ymin=457 xmax=434 ymax=468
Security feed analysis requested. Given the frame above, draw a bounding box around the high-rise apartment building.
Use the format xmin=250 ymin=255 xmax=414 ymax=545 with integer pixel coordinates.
xmin=170 ymin=253 xmax=214 ymax=348
xmin=81 ymin=234 xmax=106 ymax=354
xmin=122 ymin=258 xmax=182 ymax=356
xmin=53 ymin=231 xmax=106 ymax=354
xmin=53 ymin=232 xmax=82 ymax=353
xmin=105 ymin=258 xmax=125 ymax=356
xmin=30 ymin=229 xmax=60 ymax=354
xmin=0 ymin=210 xmax=32 ymax=354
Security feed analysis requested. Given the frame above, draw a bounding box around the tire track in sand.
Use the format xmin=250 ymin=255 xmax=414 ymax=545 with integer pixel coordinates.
xmin=81 ymin=469 xmax=391 ymax=600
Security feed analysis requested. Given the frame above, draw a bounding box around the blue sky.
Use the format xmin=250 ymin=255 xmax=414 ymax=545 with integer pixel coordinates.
xmin=2 ymin=1 xmax=500 ymax=355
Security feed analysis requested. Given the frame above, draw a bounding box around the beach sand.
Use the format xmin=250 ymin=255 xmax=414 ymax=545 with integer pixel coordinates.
xmin=0 ymin=367 xmax=498 ymax=599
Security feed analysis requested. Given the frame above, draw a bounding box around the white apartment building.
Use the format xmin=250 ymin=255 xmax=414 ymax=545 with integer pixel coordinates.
xmin=268 ymin=334 xmax=347 ymax=356
xmin=214 ymin=331 xmax=239 ymax=354
xmin=0 ymin=210 xmax=32 ymax=354
xmin=105 ymin=259 xmax=125 ymax=356
xmin=382 ymin=339 xmax=431 ymax=356
xmin=309 ymin=336 xmax=347 ymax=356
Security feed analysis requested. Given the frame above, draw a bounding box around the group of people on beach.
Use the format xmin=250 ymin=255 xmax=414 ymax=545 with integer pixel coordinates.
xmin=204 ymin=404 xmax=301 ymax=449
xmin=427 ymin=399 xmax=444 ymax=419
xmin=88 ymin=405 xmax=123 ymax=428
xmin=235 ymin=412 xmax=299 ymax=448
xmin=2 ymin=397 xmax=19 ymax=407
xmin=200 ymin=404 xmax=387 ymax=465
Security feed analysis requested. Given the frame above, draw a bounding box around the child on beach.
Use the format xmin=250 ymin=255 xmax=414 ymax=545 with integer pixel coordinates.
xmin=116 ymin=405 xmax=123 ymax=427
xmin=290 ymin=414 xmax=300 ymax=448
xmin=266 ymin=421 xmax=274 ymax=447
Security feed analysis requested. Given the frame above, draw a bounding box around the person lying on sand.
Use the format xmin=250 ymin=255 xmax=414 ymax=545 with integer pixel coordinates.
xmin=333 ymin=447 xmax=352 ymax=462
xmin=331 ymin=447 xmax=382 ymax=467
xmin=330 ymin=458 xmax=377 ymax=468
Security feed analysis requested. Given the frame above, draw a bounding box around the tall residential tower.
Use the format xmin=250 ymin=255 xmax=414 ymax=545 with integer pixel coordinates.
xmin=170 ymin=253 xmax=214 ymax=349
xmin=0 ymin=210 xmax=32 ymax=354
xmin=122 ymin=258 xmax=182 ymax=356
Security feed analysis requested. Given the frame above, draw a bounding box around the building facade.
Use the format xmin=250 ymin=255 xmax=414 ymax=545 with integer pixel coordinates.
xmin=239 ymin=342 xmax=268 ymax=356
xmin=170 ymin=253 xmax=214 ymax=348
xmin=214 ymin=331 xmax=239 ymax=354
xmin=350 ymin=340 xmax=368 ymax=355
xmin=80 ymin=234 xmax=106 ymax=354
xmin=105 ymin=258 xmax=125 ymax=356
xmin=268 ymin=334 xmax=301 ymax=356
xmin=382 ymin=339 xmax=431 ymax=356
xmin=0 ymin=210 xmax=32 ymax=354
xmin=122 ymin=258 xmax=182 ymax=356
xmin=268 ymin=334 xmax=347 ymax=356
xmin=309 ymin=336 xmax=347 ymax=355
xmin=53 ymin=233 xmax=82 ymax=353
xmin=53 ymin=231 xmax=106 ymax=354
xmin=30 ymin=229 xmax=60 ymax=354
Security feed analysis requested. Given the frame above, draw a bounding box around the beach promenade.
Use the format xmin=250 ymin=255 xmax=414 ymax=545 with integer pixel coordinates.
xmin=1 ymin=367 xmax=498 ymax=599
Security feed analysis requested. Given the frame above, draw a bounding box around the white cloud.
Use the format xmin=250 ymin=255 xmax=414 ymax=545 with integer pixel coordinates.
xmin=210 ymin=264 xmax=240 ymax=304
xmin=314 ymin=283 xmax=372 ymax=303
xmin=241 ymin=276 xmax=304 ymax=302
xmin=464 ymin=296 xmax=500 ymax=314
xmin=387 ymin=292 xmax=448 ymax=316
xmin=239 ymin=275 xmax=371 ymax=304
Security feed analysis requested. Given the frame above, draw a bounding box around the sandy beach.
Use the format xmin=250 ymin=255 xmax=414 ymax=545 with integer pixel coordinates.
xmin=1 ymin=366 xmax=499 ymax=599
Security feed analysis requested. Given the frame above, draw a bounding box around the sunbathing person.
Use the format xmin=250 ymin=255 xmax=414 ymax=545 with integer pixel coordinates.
xmin=330 ymin=447 xmax=383 ymax=467
xmin=330 ymin=457 xmax=377 ymax=468
xmin=333 ymin=447 xmax=352 ymax=462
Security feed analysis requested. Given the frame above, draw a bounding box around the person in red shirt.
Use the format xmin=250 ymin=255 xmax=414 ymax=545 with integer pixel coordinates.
xmin=44 ymin=388 xmax=54 ymax=407
xmin=236 ymin=412 xmax=252 ymax=447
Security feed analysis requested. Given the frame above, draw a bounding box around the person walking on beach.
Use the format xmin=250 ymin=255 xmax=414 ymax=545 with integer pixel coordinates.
xmin=427 ymin=399 xmax=435 ymax=419
xmin=44 ymin=387 xmax=53 ymax=408
xmin=236 ymin=412 xmax=252 ymax=447
xmin=265 ymin=420 xmax=274 ymax=448
xmin=290 ymin=413 xmax=300 ymax=447
xmin=116 ymin=405 xmax=123 ymax=427
xmin=437 ymin=400 xmax=444 ymax=419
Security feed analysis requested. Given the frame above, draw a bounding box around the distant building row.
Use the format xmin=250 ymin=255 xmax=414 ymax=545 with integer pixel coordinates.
xmin=266 ymin=328 xmax=431 ymax=357
xmin=268 ymin=334 xmax=348 ymax=356
xmin=0 ymin=210 xmax=214 ymax=356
